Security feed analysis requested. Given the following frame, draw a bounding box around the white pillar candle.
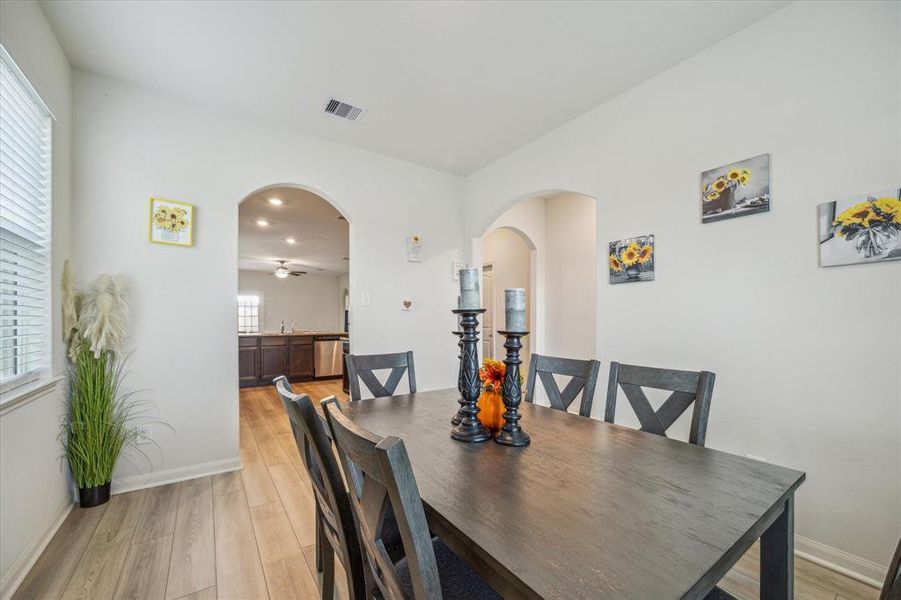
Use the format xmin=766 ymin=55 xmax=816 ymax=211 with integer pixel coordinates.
xmin=459 ymin=268 xmax=480 ymax=310
xmin=456 ymin=295 xmax=463 ymax=329
xmin=504 ymin=288 xmax=527 ymax=332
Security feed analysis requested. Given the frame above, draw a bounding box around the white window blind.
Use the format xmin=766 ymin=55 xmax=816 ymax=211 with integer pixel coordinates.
xmin=0 ymin=45 xmax=53 ymax=393
xmin=238 ymin=295 xmax=260 ymax=333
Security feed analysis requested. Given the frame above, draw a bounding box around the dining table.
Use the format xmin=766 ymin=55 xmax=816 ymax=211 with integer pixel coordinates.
xmin=339 ymin=388 xmax=806 ymax=600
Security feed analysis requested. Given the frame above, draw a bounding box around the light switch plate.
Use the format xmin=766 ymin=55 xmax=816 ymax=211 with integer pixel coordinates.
xmin=361 ymin=291 xmax=371 ymax=307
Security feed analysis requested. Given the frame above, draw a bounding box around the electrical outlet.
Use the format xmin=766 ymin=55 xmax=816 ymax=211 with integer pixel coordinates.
xmin=746 ymin=453 xmax=767 ymax=463
xmin=136 ymin=424 xmax=152 ymax=445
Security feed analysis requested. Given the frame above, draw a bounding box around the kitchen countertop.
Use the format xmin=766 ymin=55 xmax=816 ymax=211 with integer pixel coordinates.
xmin=238 ymin=331 xmax=348 ymax=338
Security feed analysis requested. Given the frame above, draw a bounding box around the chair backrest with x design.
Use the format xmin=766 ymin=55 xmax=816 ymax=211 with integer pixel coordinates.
xmin=323 ymin=398 xmax=441 ymax=600
xmin=273 ymin=377 xmax=367 ymax=599
xmin=604 ymin=362 xmax=716 ymax=447
xmin=524 ymin=354 xmax=601 ymax=417
xmin=346 ymin=351 xmax=417 ymax=401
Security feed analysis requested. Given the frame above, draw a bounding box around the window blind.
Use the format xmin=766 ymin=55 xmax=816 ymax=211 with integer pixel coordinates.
xmin=0 ymin=45 xmax=53 ymax=392
xmin=238 ymin=295 xmax=260 ymax=333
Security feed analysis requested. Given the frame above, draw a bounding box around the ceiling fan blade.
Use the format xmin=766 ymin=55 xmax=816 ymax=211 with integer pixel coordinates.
xmin=289 ymin=271 xmax=307 ymax=276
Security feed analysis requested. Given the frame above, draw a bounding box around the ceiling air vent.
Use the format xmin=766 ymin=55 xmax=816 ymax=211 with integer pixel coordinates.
xmin=324 ymin=98 xmax=364 ymax=122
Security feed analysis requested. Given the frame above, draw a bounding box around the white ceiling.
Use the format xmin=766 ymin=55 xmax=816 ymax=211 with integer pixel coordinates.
xmin=40 ymin=1 xmax=788 ymax=175
xmin=239 ymin=187 xmax=349 ymax=275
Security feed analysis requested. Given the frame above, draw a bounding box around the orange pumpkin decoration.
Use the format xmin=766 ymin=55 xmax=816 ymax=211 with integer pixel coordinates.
xmin=477 ymin=389 xmax=505 ymax=432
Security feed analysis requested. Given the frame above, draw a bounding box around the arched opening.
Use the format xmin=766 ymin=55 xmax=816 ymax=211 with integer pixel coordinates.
xmin=236 ymin=183 xmax=351 ymax=393
xmin=473 ymin=190 xmax=597 ymax=404
xmin=480 ymin=226 xmax=537 ymax=370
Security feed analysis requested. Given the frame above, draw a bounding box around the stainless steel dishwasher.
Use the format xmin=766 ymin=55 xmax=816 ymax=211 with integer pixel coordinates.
xmin=313 ymin=336 xmax=344 ymax=378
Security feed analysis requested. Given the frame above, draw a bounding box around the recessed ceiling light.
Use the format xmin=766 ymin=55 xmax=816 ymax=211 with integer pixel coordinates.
xmin=268 ymin=198 xmax=283 ymax=206
xmin=256 ymin=219 xmax=269 ymax=227
xmin=285 ymin=237 xmax=296 ymax=245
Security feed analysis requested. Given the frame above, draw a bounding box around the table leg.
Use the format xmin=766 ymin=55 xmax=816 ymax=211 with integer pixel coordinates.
xmin=760 ymin=494 xmax=794 ymax=600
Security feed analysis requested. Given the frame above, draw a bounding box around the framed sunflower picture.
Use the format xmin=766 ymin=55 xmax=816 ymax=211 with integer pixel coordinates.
xmin=818 ymin=188 xmax=901 ymax=267
xmin=148 ymin=197 xmax=194 ymax=246
xmin=701 ymin=153 xmax=770 ymax=223
xmin=609 ymin=234 xmax=654 ymax=284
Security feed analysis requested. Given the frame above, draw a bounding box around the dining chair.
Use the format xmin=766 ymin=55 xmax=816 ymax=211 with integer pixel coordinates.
xmin=604 ymin=362 xmax=716 ymax=447
xmin=345 ymin=351 xmax=417 ymax=401
xmin=880 ymin=536 xmax=900 ymax=600
xmin=323 ymin=398 xmax=500 ymax=600
xmin=273 ymin=376 xmax=368 ymax=600
xmin=524 ymin=354 xmax=601 ymax=417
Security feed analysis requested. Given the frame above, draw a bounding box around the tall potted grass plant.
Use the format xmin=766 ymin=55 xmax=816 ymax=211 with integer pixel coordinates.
xmin=61 ymin=264 xmax=147 ymax=507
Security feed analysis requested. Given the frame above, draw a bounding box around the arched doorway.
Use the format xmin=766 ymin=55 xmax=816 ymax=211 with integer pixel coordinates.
xmin=472 ymin=191 xmax=597 ymax=393
xmin=236 ymin=183 xmax=351 ymax=390
xmin=480 ymin=226 xmax=537 ymax=367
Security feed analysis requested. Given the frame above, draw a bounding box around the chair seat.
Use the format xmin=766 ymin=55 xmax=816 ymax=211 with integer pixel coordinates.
xmin=395 ymin=538 xmax=500 ymax=599
xmin=703 ymin=586 xmax=737 ymax=600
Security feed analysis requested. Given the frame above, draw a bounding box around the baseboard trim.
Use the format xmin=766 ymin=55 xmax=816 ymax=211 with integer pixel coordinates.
xmin=795 ymin=534 xmax=885 ymax=590
xmin=0 ymin=499 xmax=73 ymax=600
xmin=111 ymin=456 xmax=242 ymax=495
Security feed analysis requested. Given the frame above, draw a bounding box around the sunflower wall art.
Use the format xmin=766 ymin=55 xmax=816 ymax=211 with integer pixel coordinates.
xmin=609 ymin=234 xmax=654 ymax=284
xmin=701 ymin=153 xmax=770 ymax=223
xmin=148 ymin=197 xmax=194 ymax=246
xmin=818 ymin=188 xmax=901 ymax=267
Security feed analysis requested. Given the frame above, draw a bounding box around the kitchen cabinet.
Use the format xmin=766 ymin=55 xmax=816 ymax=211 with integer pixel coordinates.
xmin=239 ymin=337 xmax=260 ymax=386
xmin=287 ymin=336 xmax=315 ymax=380
xmin=238 ymin=334 xmax=322 ymax=387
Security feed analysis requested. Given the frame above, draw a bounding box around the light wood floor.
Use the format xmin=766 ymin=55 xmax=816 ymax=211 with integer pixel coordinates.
xmin=13 ymin=380 xmax=879 ymax=600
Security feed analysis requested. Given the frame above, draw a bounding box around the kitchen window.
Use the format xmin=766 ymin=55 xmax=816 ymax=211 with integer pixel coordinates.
xmin=0 ymin=45 xmax=53 ymax=395
xmin=238 ymin=294 xmax=260 ymax=333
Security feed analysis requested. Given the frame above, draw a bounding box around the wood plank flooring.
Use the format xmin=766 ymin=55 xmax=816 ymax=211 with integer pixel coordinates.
xmin=12 ymin=378 xmax=879 ymax=600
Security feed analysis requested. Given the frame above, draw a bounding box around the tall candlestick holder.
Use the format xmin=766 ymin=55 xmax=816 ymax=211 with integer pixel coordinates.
xmin=495 ymin=330 xmax=531 ymax=447
xmin=450 ymin=309 xmax=491 ymax=443
xmin=451 ymin=330 xmax=465 ymax=425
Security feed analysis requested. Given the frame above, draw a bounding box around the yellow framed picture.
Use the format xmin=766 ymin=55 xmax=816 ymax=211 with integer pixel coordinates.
xmin=148 ymin=197 xmax=194 ymax=246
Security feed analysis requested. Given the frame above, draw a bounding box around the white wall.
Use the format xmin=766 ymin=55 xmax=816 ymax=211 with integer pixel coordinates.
xmin=238 ymin=270 xmax=342 ymax=332
xmin=71 ymin=70 xmax=464 ymax=488
xmin=544 ymin=193 xmax=596 ymax=358
xmin=481 ymin=228 xmax=532 ymax=362
xmin=0 ymin=1 xmax=73 ymax=594
xmin=464 ymin=0 xmax=900 ymax=570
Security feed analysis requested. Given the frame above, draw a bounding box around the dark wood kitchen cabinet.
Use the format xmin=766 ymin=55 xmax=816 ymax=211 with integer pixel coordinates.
xmin=259 ymin=337 xmax=288 ymax=382
xmin=238 ymin=336 xmax=260 ymax=386
xmin=239 ymin=335 xmax=315 ymax=387
xmin=287 ymin=336 xmax=314 ymax=380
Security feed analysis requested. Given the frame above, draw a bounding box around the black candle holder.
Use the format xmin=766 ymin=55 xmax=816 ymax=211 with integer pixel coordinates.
xmin=451 ymin=330 xmax=464 ymax=426
xmin=450 ymin=309 xmax=492 ymax=443
xmin=495 ymin=330 xmax=531 ymax=447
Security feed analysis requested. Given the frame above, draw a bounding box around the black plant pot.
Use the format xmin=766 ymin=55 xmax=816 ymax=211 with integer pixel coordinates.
xmin=79 ymin=481 xmax=111 ymax=508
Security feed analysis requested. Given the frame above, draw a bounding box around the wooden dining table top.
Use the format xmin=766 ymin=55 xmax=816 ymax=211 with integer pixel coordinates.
xmin=339 ymin=388 xmax=805 ymax=600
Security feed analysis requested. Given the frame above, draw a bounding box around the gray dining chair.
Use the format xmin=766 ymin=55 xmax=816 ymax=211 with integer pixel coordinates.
xmin=604 ymin=362 xmax=716 ymax=447
xmin=323 ymin=398 xmax=500 ymax=600
xmin=345 ymin=351 xmax=416 ymax=401
xmin=880 ymin=536 xmax=901 ymax=600
xmin=524 ymin=354 xmax=601 ymax=417
xmin=273 ymin=376 xmax=368 ymax=600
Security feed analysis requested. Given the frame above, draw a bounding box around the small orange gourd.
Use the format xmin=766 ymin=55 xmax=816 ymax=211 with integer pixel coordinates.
xmin=477 ymin=389 xmax=505 ymax=432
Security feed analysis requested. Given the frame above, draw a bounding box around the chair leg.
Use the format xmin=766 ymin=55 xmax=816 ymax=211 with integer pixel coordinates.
xmin=320 ymin=543 xmax=335 ymax=600
xmin=315 ymin=511 xmax=323 ymax=573
xmin=364 ymin=566 xmax=377 ymax=600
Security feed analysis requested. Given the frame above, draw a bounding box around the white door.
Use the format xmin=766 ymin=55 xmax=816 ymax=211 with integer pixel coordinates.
xmin=482 ymin=264 xmax=494 ymax=360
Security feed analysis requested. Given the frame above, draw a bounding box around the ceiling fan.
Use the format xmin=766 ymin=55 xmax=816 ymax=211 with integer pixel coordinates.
xmin=273 ymin=260 xmax=307 ymax=278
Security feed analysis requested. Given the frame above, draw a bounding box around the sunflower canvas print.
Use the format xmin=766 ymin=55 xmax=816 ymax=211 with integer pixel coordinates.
xmin=609 ymin=234 xmax=654 ymax=284
xmin=818 ymin=188 xmax=901 ymax=267
xmin=148 ymin=197 xmax=194 ymax=246
xmin=701 ymin=153 xmax=770 ymax=223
